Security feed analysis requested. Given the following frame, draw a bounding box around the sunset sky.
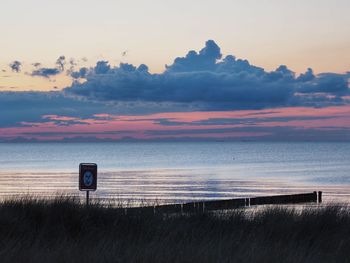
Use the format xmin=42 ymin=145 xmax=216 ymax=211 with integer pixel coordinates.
xmin=1 ymin=0 xmax=349 ymax=142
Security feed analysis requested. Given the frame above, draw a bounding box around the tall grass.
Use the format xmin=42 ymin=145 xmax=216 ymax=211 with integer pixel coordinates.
xmin=0 ymin=197 xmax=349 ymax=263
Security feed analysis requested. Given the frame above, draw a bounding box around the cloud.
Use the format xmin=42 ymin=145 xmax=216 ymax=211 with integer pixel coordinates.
xmin=1 ymin=88 xmax=349 ymax=141
xmin=155 ymin=115 xmax=335 ymax=126
xmin=144 ymin=126 xmax=350 ymax=142
xmin=94 ymin=60 xmax=110 ymax=74
xmin=0 ymin=91 xmax=109 ymax=127
xmin=0 ymin=91 xmax=187 ymax=128
xmin=32 ymin=62 xmax=41 ymax=68
xmin=56 ymin=55 xmax=66 ymax=71
xmin=64 ymin=40 xmax=350 ymax=110
xmin=31 ymin=68 xmax=61 ymax=78
xmin=1 ymin=40 xmax=350 ymax=142
xmin=298 ymin=73 xmax=349 ymax=94
xmin=30 ymin=56 xmax=66 ymax=78
xmin=165 ymin=40 xmax=222 ymax=72
xmin=71 ymin=67 xmax=88 ymax=79
xmin=9 ymin=61 xmax=22 ymax=72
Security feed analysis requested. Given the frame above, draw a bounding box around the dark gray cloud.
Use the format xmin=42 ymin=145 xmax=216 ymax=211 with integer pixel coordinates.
xmin=21 ymin=130 xmax=137 ymax=137
xmin=71 ymin=67 xmax=88 ymax=79
xmin=56 ymin=55 xmax=66 ymax=71
xmin=94 ymin=60 xmax=111 ymax=74
xmin=298 ymin=73 xmax=349 ymax=94
xmin=31 ymin=68 xmax=61 ymax=78
xmin=0 ymin=92 xmax=92 ymax=127
xmin=165 ymin=40 xmax=222 ymax=72
xmin=30 ymin=56 xmax=66 ymax=78
xmin=0 ymin=91 xmax=187 ymax=128
xmin=144 ymin=126 xmax=350 ymax=142
xmin=9 ymin=61 xmax=22 ymax=73
xmin=64 ymin=40 xmax=350 ymax=110
xmin=67 ymin=58 xmax=77 ymax=74
xmin=155 ymin=116 xmax=335 ymax=126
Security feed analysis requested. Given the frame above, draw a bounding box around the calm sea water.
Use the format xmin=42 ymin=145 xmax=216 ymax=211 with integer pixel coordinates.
xmin=0 ymin=142 xmax=349 ymax=203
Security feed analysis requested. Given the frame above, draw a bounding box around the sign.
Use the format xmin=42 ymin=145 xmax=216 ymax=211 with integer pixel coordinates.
xmin=79 ymin=163 xmax=97 ymax=191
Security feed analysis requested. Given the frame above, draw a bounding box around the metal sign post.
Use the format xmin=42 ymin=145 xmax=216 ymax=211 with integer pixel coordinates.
xmin=86 ymin=190 xmax=90 ymax=206
xmin=79 ymin=163 xmax=97 ymax=206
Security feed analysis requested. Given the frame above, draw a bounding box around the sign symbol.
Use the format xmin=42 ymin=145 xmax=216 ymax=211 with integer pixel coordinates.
xmin=83 ymin=171 xmax=93 ymax=187
xmin=79 ymin=163 xmax=97 ymax=192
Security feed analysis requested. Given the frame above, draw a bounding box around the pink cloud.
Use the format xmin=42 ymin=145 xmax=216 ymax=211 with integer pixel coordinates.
xmin=1 ymin=105 xmax=350 ymax=141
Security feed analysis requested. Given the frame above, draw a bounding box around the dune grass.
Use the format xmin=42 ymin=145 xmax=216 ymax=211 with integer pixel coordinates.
xmin=0 ymin=197 xmax=349 ymax=263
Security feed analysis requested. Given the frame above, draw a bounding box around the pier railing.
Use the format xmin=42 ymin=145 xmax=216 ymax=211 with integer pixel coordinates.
xmin=124 ymin=191 xmax=322 ymax=215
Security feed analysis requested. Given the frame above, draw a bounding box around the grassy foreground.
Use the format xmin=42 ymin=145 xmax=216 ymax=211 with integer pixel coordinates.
xmin=0 ymin=198 xmax=349 ymax=263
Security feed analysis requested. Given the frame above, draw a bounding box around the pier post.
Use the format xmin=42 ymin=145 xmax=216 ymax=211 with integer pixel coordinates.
xmin=313 ymin=191 xmax=317 ymax=203
xmin=318 ymin=191 xmax=322 ymax=203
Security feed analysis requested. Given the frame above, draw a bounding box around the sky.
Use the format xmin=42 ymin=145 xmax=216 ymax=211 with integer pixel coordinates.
xmin=0 ymin=0 xmax=349 ymax=142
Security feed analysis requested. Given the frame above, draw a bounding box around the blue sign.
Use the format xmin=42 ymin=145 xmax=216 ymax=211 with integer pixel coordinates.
xmin=79 ymin=163 xmax=97 ymax=191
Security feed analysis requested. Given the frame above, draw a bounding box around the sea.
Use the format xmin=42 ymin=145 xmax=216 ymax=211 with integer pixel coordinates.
xmin=0 ymin=142 xmax=349 ymax=204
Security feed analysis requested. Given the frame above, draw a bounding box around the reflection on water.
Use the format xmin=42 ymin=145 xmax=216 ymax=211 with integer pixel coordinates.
xmin=0 ymin=142 xmax=349 ymax=204
xmin=0 ymin=168 xmax=349 ymax=204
